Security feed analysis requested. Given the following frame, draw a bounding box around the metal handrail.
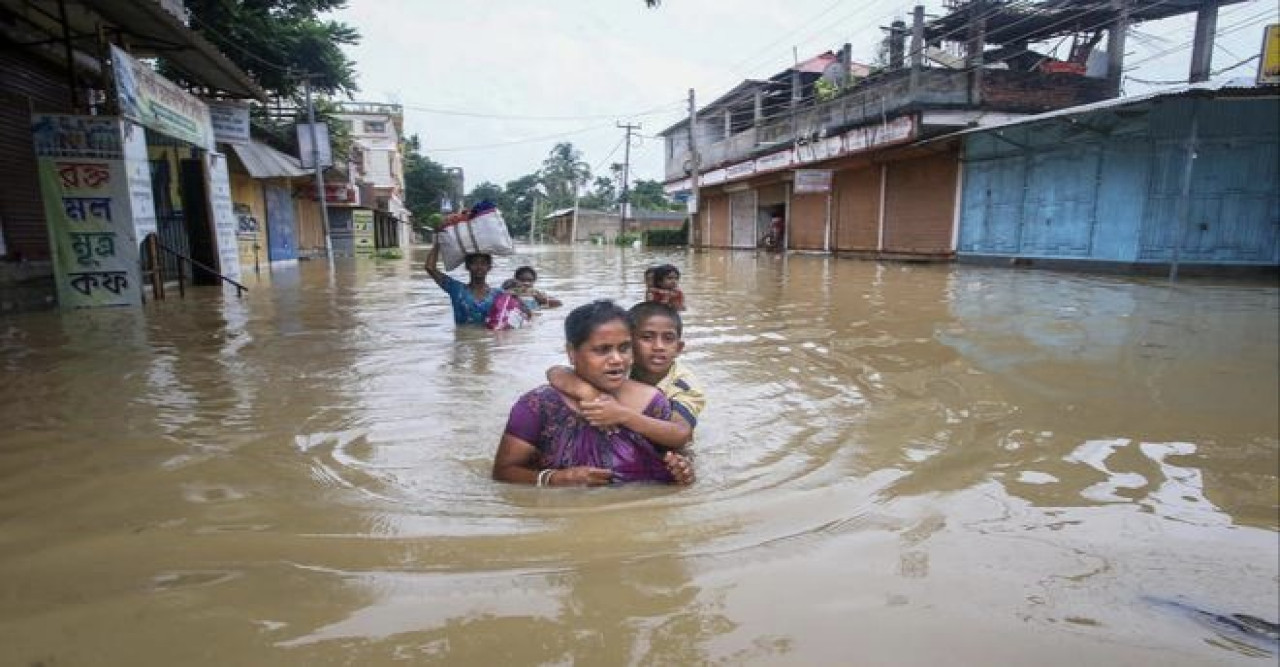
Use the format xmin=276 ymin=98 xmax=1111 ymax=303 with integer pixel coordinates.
xmin=151 ymin=240 xmax=248 ymax=298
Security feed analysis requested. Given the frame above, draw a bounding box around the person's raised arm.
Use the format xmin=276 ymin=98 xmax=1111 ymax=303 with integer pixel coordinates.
xmin=535 ymin=290 xmax=563 ymax=308
xmin=578 ymin=390 xmax=693 ymax=450
xmin=424 ymin=240 xmax=447 ymax=287
xmin=547 ymin=365 xmax=601 ymax=403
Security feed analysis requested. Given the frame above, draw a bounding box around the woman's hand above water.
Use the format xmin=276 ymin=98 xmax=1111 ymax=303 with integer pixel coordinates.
xmin=664 ymin=452 xmax=695 ymax=486
xmin=550 ymin=466 xmax=614 ymax=487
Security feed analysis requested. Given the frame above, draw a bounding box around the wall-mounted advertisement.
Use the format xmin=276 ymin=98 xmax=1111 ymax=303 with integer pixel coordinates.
xmin=207 ymin=100 xmax=251 ymax=145
xmin=110 ymin=45 xmax=214 ymax=149
xmin=31 ymin=114 xmax=143 ymax=308
xmin=352 ymin=209 xmax=375 ymax=256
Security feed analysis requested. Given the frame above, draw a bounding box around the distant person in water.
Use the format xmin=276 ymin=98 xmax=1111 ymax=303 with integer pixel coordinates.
xmin=424 ymin=243 xmax=499 ymax=325
xmin=493 ymin=300 xmax=694 ymax=487
xmin=645 ymin=264 xmax=685 ymax=311
xmin=505 ymin=266 xmax=562 ymax=311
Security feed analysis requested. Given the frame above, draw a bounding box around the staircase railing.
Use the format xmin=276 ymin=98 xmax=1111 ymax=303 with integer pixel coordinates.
xmin=143 ymin=234 xmax=248 ymax=301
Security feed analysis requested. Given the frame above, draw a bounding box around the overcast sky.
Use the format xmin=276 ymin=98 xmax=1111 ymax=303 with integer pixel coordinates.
xmin=333 ymin=0 xmax=1277 ymax=190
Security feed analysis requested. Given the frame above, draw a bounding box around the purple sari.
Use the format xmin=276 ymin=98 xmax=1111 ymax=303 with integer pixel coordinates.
xmin=504 ymin=385 xmax=674 ymax=484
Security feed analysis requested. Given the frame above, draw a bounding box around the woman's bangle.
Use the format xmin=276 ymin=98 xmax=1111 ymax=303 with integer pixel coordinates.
xmin=536 ymin=468 xmax=555 ymax=487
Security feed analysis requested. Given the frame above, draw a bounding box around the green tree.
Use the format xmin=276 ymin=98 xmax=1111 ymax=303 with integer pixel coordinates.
xmin=540 ymin=142 xmax=590 ymax=210
xmin=502 ymin=173 xmax=544 ymax=238
xmin=580 ymin=175 xmax=618 ymax=211
xmin=629 ymin=179 xmax=680 ymax=212
xmin=403 ymin=135 xmax=451 ymax=234
xmin=182 ymin=0 xmax=360 ymax=99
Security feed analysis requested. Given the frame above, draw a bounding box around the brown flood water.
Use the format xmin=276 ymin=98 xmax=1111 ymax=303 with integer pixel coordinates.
xmin=0 ymin=246 xmax=1277 ymax=666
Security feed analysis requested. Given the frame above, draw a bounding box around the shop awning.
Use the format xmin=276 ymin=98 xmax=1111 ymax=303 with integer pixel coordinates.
xmin=18 ymin=0 xmax=269 ymax=101
xmin=229 ymin=141 xmax=309 ymax=179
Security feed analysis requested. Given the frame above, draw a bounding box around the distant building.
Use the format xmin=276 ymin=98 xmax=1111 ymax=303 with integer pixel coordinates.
xmin=332 ymin=102 xmax=412 ymax=252
xmin=661 ymin=0 xmax=1258 ymax=269
xmin=543 ymin=208 xmax=687 ymax=244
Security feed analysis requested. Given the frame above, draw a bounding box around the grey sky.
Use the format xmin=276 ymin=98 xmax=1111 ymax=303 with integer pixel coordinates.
xmin=334 ymin=0 xmax=1277 ymax=190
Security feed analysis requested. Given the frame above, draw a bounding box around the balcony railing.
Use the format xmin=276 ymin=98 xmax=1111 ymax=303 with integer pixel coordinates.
xmin=667 ymin=68 xmax=1111 ymax=181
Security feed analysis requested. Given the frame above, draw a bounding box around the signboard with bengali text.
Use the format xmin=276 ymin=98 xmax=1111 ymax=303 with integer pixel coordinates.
xmin=111 ymin=45 xmax=214 ymax=149
xmin=352 ymin=209 xmax=375 ymax=256
xmin=793 ymin=169 xmax=833 ymax=194
xmin=32 ymin=114 xmax=144 ymax=308
xmin=204 ymin=153 xmax=243 ymax=281
xmin=206 ymin=100 xmax=251 ymax=145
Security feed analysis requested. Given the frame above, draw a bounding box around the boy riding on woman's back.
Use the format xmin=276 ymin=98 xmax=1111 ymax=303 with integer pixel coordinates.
xmin=548 ymin=301 xmax=704 ymax=471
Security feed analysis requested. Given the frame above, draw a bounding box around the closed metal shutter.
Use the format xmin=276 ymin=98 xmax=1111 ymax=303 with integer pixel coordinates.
xmin=789 ymin=192 xmax=828 ymax=250
xmin=832 ymin=166 xmax=880 ymax=251
xmin=883 ymin=153 xmax=959 ymax=255
xmin=707 ymin=194 xmax=730 ymax=248
xmin=0 ymin=47 xmax=73 ymax=259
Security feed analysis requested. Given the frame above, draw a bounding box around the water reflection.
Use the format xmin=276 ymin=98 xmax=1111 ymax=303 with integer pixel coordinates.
xmin=0 ymin=247 xmax=1274 ymax=665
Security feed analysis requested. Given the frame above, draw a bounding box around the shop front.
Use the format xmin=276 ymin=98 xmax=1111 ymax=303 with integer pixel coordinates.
xmin=32 ymin=45 xmax=242 ymax=307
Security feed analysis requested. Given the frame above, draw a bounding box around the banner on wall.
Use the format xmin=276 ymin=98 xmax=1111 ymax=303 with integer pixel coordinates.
xmin=204 ymin=152 xmax=243 ymax=281
xmin=32 ymin=114 xmax=144 ymax=308
xmin=352 ymin=209 xmax=375 ymax=256
xmin=111 ymin=45 xmax=214 ymax=149
xmin=793 ymin=169 xmax=833 ymax=194
xmin=206 ymin=100 xmax=251 ymax=145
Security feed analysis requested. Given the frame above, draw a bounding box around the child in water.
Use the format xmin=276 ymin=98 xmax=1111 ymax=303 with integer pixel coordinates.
xmin=645 ymin=264 xmax=685 ymax=311
xmin=505 ymin=266 xmax=562 ymax=311
xmin=547 ymin=301 xmax=704 ymax=454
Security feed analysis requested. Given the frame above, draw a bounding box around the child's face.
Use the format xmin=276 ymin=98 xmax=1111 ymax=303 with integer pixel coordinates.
xmin=659 ymin=273 xmax=679 ymax=290
xmin=631 ymin=314 xmax=684 ymax=378
xmin=516 ymin=272 xmax=536 ymax=288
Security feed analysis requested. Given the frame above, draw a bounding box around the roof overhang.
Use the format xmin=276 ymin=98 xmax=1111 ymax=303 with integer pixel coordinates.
xmin=0 ymin=0 xmax=266 ymax=100
xmin=228 ymin=141 xmax=309 ymax=179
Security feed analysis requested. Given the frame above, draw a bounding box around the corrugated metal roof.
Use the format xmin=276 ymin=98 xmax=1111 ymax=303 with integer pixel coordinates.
xmin=937 ymin=79 xmax=1276 ymax=140
xmin=229 ymin=141 xmax=309 ymax=179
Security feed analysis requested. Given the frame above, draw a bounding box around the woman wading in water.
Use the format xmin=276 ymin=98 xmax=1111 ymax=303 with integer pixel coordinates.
xmin=493 ymin=300 xmax=694 ymax=486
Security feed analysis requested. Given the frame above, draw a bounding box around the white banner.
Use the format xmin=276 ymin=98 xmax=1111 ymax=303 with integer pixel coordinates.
xmin=204 ymin=152 xmax=243 ymax=282
xmin=207 ymin=100 xmax=251 ymax=145
xmin=297 ymin=122 xmax=332 ymax=168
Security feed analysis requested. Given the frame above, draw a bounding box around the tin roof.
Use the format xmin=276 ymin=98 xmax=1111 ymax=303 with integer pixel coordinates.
xmin=935 ymin=79 xmax=1276 ymax=141
xmin=229 ymin=141 xmax=309 ymax=179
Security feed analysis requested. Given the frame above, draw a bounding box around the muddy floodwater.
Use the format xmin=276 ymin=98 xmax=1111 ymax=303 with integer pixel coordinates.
xmin=1 ymin=246 xmax=1276 ymax=666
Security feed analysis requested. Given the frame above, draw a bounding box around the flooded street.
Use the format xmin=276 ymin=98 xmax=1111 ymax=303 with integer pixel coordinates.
xmin=1 ymin=246 xmax=1276 ymax=666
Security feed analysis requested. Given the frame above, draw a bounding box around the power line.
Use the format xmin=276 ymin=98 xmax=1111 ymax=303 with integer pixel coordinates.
xmin=399 ymin=100 xmax=684 ymax=122
xmin=424 ymin=121 xmax=617 ymax=153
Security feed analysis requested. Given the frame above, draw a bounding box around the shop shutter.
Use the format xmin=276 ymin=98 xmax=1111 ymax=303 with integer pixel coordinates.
xmin=0 ymin=49 xmax=73 ymax=259
xmin=832 ymin=166 xmax=880 ymax=251
xmin=789 ymin=192 xmax=828 ymax=250
xmin=883 ymin=153 xmax=959 ymax=255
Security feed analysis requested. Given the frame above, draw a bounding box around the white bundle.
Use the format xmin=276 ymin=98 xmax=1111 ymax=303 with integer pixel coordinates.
xmin=437 ymin=210 xmax=515 ymax=270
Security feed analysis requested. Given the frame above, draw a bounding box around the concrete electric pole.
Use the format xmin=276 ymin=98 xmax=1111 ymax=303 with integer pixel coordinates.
xmin=617 ymin=121 xmax=640 ymax=235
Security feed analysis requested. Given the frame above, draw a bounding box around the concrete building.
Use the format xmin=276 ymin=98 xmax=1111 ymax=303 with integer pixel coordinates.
xmin=332 ymin=102 xmax=411 ymax=252
xmin=662 ymin=0 xmax=1253 ymax=265
xmin=954 ymin=84 xmax=1278 ymax=273
xmin=543 ymin=208 xmax=688 ymax=244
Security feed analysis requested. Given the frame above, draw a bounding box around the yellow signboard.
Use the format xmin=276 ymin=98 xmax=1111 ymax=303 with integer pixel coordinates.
xmin=1260 ymin=24 xmax=1280 ymax=86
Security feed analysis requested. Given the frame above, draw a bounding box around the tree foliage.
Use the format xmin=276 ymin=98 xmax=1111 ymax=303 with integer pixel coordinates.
xmin=402 ymin=134 xmax=451 ymax=233
xmin=540 ymin=142 xmax=590 ymax=210
xmin=182 ymin=0 xmax=360 ymax=99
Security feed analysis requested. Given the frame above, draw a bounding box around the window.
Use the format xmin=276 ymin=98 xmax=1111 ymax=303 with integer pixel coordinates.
xmin=363 ymin=120 xmax=386 ymax=133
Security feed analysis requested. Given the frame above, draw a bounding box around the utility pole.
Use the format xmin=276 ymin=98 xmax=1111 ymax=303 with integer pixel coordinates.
xmin=1106 ymin=0 xmax=1131 ymax=96
xmin=1188 ymin=0 xmax=1220 ymax=83
xmin=617 ymin=121 xmax=640 ymax=235
xmin=687 ymin=88 xmax=699 ymax=246
xmin=303 ymin=74 xmax=333 ymax=264
xmin=909 ymin=5 xmax=925 ymax=93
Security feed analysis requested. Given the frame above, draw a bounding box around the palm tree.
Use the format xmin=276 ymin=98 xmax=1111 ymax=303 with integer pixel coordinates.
xmin=541 ymin=142 xmax=591 ymax=210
